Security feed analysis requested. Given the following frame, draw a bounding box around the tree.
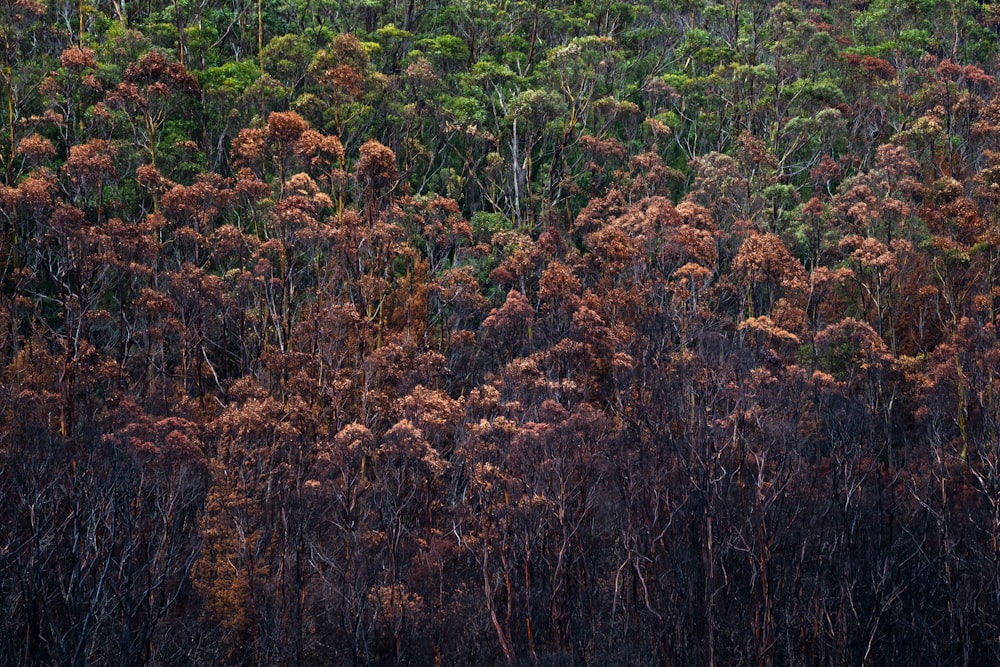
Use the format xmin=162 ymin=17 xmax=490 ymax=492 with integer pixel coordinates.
xmin=105 ymin=50 xmax=199 ymax=172
xmin=355 ymin=139 xmax=399 ymax=224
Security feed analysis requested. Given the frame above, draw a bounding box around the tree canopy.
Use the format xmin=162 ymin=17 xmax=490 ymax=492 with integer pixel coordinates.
xmin=5 ymin=0 xmax=1000 ymax=663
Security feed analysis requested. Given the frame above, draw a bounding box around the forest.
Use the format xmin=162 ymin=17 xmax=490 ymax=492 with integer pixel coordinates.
xmin=4 ymin=0 xmax=1000 ymax=664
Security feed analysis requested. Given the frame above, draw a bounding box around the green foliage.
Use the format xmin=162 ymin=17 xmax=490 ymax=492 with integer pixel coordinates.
xmin=198 ymin=60 xmax=261 ymax=92
xmin=417 ymin=34 xmax=468 ymax=68
xmin=440 ymin=95 xmax=485 ymax=124
xmin=471 ymin=211 xmax=511 ymax=241
xmin=263 ymin=33 xmax=314 ymax=86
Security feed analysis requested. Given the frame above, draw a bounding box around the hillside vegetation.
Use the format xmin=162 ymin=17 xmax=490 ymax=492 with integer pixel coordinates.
xmin=5 ymin=0 xmax=1000 ymax=663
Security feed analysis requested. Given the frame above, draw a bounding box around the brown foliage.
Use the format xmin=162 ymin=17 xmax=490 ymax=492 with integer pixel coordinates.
xmin=355 ymin=140 xmax=398 ymax=218
xmin=732 ymin=232 xmax=807 ymax=317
